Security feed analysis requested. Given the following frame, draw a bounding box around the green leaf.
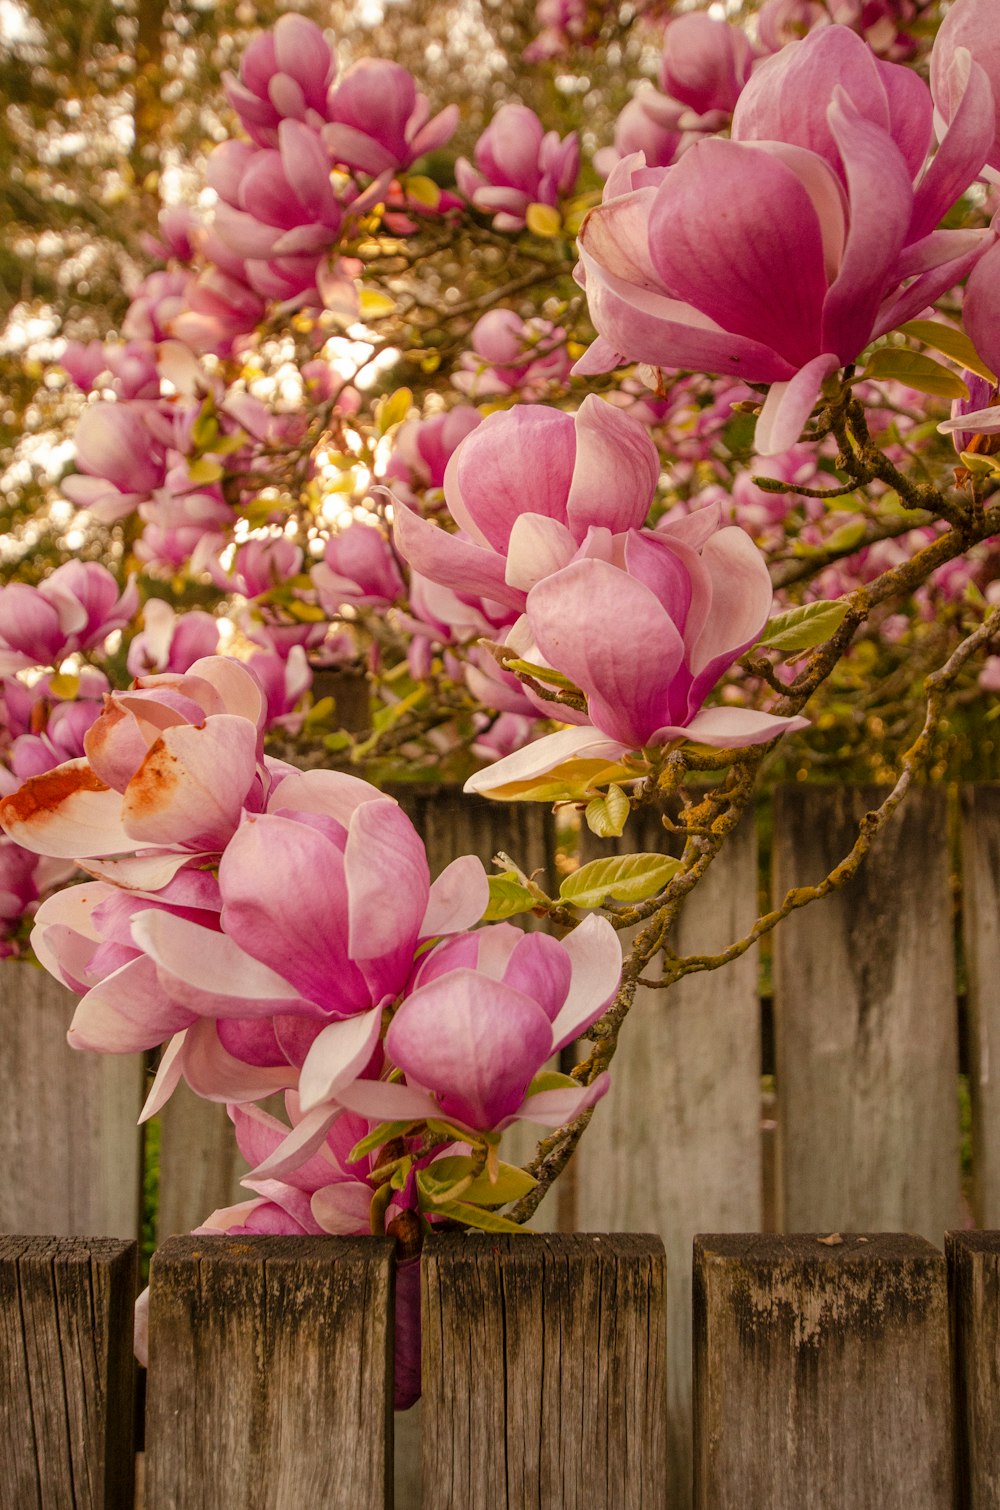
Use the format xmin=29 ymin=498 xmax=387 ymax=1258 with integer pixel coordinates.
xmin=483 ymin=871 xmax=537 ymax=921
xmin=417 ymin=1156 xmax=537 ymax=1207
xmin=376 ymin=386 xmax=413 ymax=434
xmin=860 ymin=346 xmax=969 ymax=399
xmin=560 ymin=851 xmax=680 ymax=909
xmin=584 ymin=782 xmax=630 ymax=838
xmin=348 ymin=1120 xmax=418 ymax=1163
xmin=525 ymin=202 xmax=562 ymax=238
xmin=899 ymin=320 xmax=997 ymax=384
xmin=187 ymin=456 xmax=224 ymax=485
xmin=526 ymin=1069 xmax=579 ymax=1095
xmin=824 ymin=520 xmax=869 ymax=556
xmin=47 ymin=671 xmax=80 ymax=700
xmin=430 ymin=1198 xmax=528 ymax=1233
xmin=757 ymin=599 xmax=851 ymax=653
xmin=504 ymin=658 xmax=581 ymax=692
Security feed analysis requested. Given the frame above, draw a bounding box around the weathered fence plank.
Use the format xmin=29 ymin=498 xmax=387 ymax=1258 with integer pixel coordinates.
xmin=773 ymin=784 xmax=961 ymax=1240
xmin=693 ymin=1232 xmax=954 ymax=1509
xmin=960 ymin=787 xmax=1000 ymax=1228
xmin=421 ymin=1232 xmax=667 ymax=1510
xmin=0 ymin=1234 xmax=136 ymax=1510
xmin=154 ymin=1089 xmax=250 ymax=1242
xmin=573 ymin=809 xmax=761 ymax=1509
xmin=0 ymin=965 xmax=144 ymax=1239
xmin=948 ymin=1230 xmax=1000 ymax=1509
xmin=144 ymin=1235 xmax=394 ymax=1510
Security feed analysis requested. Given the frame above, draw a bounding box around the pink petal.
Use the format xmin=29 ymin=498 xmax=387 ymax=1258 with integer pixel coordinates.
xmin=345 ymin=800 xmax=428 ymax=983
xmin=121 ymin=717 xmax=258 ymax=850
xmin=140 ymin=1032 xmax=189 ymax=1121
xmin=550 ymin=915 xmax=623 ymax=1051
xmin=265 ymin=766 xmax=383 ymax=825
xmin=335 ymin=1077 xmax=440 ymax=1122
xmin=298 ymin=1006 xmax=384 ymax=1112
xmin=392 ymin=503 xmax=523 ymax=612
xmin=68 ymin=954 xmax=194 ymax=1053
xmin=505 ymin=513 xmax=578 ymax=593
xmin=565 ymin=395 xmax=659 ymax=538
xmin=754 ymin=353 xmax=840 ymax=456
xmin=653 ymin=705 xmax=810 ymax=749
xmin=528 ymin=559 xmax=686 ymax=748
xmin=513 ymin=1070 xmax=610 ymax=1128
xmin=131 ymin=908 xmax=303 ymax=1015
xmin=246 ymin=1104 xmax=343 ymax=1181
xmin=310 ymin=1181 xmax=374 ymax=1236
xmin=420 ymin=854 xmax=489 ymax=936
xmin=462 ymin=725 xmax=630 ymax=799
xmin=181 ymin=1017 xmax=298 ymax=1104
xmin=501 ymin=931 xmax=572 ymax=1022
xmin=0 ymin=760 xmax=133 ymax=859
xmin=449 ymin=408 xmax=577 ymax=553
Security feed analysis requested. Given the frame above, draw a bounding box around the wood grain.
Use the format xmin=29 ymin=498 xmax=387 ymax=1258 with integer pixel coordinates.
xmin=144 ymin=1235 xmax=394 ymax=1510
xmin=960 ymin=787 xmax=1000 ymax=1227
xmin=573 ymin=809 xmax=761 ymax=1509
xmin=421 ymin=1233 xmax=666 ymax=1510
xmin=948 ymin=1230 xmax=1000 ymax=1509
xmin=694 ymin=1232 xmax=954 ymax=1509
xmin=773 ymin=784 xmax=961 ymax=1240
xmin=0 ymin=1234 xmax=137 ymax=1509
xmin=154 ymin=1087 xmax=251 ymax=1242
xmin=0 ymin=965 xmax=144 ymax=1238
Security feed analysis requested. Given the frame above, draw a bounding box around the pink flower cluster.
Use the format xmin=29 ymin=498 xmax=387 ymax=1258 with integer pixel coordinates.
xmin=1 ymin=657 xmax=622 ymax=1402
xmin=577 ymin=22 xmax=1000 ymax=453
xmin=456 ymin=104 xmax=579 ymax=231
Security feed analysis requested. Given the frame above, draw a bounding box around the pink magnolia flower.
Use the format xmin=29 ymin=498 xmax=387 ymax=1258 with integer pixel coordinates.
xmin=331 ymin=916 xmax=621 ymax=1135
xmin=594 ymin=90 xmax=685 ymax=178
xmin=2 ymin=701 xmax=106 ymax=790
xmin=0 ymin=563 xmax=138 ymax=674
xmin=0 ymin=657 xmax=271 ymax=863
xmin=210 ymin=125 xmax=344 ymax=269
xmin=0 ymin=837 xmax=73 ymax=959
xmin=451 ymin=310 xmax=572 ymax=400
xmin=313 ymin=523 xmax=405 ymax=612
xmin=660 ymin=15 xmax=754 ymax=120
xmin=323 ymin=60 xmax=458 ymax=177
xmin=464 ymin=509 xmax=808 ymax=798
xmin=456 ymin=105 xmax=579 ymax=232
xmin=202 ymin=536 xmax=304 ymax=600
xmin=931 ymin=0 xmax=1000 ymax=177
xmin=383 ymin=407 xmax=482 ymax=500
xmin=126 ymin=601 xmax=220 ymax=678
xmin=61 ymin=404 xmax=167 ymax=520
xmin=222 ymin=14 xmax=338 ymax=150
xmin=245 ymin=646 xmax=313 ymax=732
xmin=393 ymin=395 xmax=660 ymax=612
xmin=575 ymin=31 xmax=996 ymax=454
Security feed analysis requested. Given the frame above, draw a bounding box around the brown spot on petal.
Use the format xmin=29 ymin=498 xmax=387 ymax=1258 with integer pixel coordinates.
xmin=0 ymin=764 xmax=110 ymax=830
xmin=123 ymin=738 xmax=181 ymax=821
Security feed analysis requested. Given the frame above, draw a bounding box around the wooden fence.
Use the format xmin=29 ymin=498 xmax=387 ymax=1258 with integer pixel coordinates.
xmin=3 ymin=1228 xmax=1000 ymax=1508
xmin=1 ymin=782 xmax=999 ymax=1508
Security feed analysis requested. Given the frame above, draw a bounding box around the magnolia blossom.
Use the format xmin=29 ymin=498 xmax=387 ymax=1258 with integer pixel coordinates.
xmin=312 ymin=523 xmax=405 ymax=611
xmin=222 ymin=14 xmax=339 ymax=150
xmin=456 ymin=104 xmax=579 ymax=231
xmin=326 ymin=917 xmax=621 ymax=1135
xmin=451 ymin=310 xmax=572 ymax=400
xmin=660 ymin=14 xmax=754 ymax=120
xmin=323 ymin=60 xmax=458 ymax=176
xmin=594 ymin=90 xmax=685 ymax=178
xmin=464 ymin=508 xmax=808 ymax=799
xmin=575 ymin=26 xmax=996 ymax=452
xmin=393 ymin=395 xmax=660 ymax=612
xmin=126 ymin=600 xmax=220 ymax=678
xmin=383 ymin=407 xmax=482 ymax=501
xmin=931 ymin=0 xmax=1000 ymax=176
xmin=0 ymin=564 xmax=138 ymax=675
xmin=61 ymin=405 xmax=167 ymax=520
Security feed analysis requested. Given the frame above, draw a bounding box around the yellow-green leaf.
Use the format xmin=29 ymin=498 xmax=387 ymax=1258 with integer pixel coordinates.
xmin=430 ymin=1198 xmax=528 ymax=1233
xmin=376 ymin=386 xmax=413 ymax=434
xmin=584 ymin=782 xmax=630 ymax=838
xmin=757 ymin=600 xmax=850 ymax=653
xmin=560 ymin=851 xmax=680 ymax=909
xmin=48 ymin=671 xmax=80 ymax=700
xmin=417 ymin=1157 xmax=536 ymax=1207
xmin=404 ymin=175 xmax=441 ymax=209
xmin=359 ymin=287 xmax=397 ymax=319
xmin=187 ymin=456 xmax=224 ymax=485
xmin=525 ymin=202 xmax=562 ymax=238
xmin=899 ymin=320 xmax=997 ymax=384
xmin=483 ymin=871 xmax=537 ymax=921
xmin=861 ymin=346 xmax=969 ymax=399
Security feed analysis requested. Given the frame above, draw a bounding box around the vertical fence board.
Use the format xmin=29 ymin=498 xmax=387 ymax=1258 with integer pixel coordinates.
xmin=773 ymin=785 xmax=961 ymax=1240
xmin=0 ymin=1234 xmax=136 ymax=1510
xmin=421 ymin=1233 xmax=666 ymax=1510
xmin=694 ymin=1232 xmax=953 ymax=1509
xmin=0 ymin=966 xmax=144 ymax=1239
xmin=948 ymin=1230 xmax=1000 ymax=1509
xmin=960 ymin=787 xmax=1000 ymax=1227
xmin=154 ymin=1089 xmax=250 ymax=1242
xmin=573 ymin=809 xmax=761 ymax=1509
xmin=145 ymin=1235 xmax=393 ymax=1510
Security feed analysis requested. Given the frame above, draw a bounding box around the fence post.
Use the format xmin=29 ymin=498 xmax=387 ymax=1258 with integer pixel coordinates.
xmin=421 ymin=1232 xmax=667 ymax=1510
xmin=0 ymin=1234 xmax=137 ymax=1510
xmin=693 ymin=1232 xmax=954 ymax=1509
xmin=144 ymin=1235 xmax=394 ymax=1510
xmin=0 ymin=965 xmax=144 ymax=1239
xmin=960 ymin=787 xmax=1000 ymax=1227
xmin=773 ymin=784 xmax=961 ymax=1240
xmin=572 ymin=808 xmax=761 ymax=1509
xmin=947 ymin=1230 xmax=1000 ymax=1509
